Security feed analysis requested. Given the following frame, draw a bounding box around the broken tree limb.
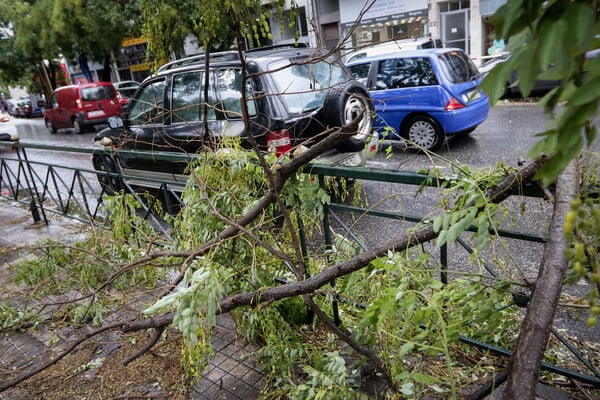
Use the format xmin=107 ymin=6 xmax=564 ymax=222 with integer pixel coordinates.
xmin=0 ymin=158 xmax=545 ymax=393
xmin=502 ymin=158 xmax=580 ymax=400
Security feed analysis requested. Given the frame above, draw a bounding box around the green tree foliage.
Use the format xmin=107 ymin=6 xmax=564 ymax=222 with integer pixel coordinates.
xmin=139 ymin=0 xmax=293 ymax=70
xmin=480 ymin=0 xmax=600 ymax=186
xmin=0 ymin=0 xmax=44 ymax=89
xmin=1 ymin=0 xmax=142 ymax=89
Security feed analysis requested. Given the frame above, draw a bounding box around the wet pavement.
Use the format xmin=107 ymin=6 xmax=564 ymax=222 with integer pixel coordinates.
xmin=0 ymin=199 xmax=265 ymax=399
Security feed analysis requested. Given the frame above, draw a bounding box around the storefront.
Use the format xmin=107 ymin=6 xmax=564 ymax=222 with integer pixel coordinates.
xmin=427 ymin=0 xmax=509 ymax=62
xmin=339 ymin=0 xmax=429 ymax=49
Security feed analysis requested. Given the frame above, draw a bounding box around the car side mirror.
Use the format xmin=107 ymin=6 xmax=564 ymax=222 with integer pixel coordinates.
xmin=107 ymin=116 xmax=124 ymax=129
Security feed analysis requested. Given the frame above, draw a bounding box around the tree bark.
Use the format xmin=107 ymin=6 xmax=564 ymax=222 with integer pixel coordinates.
xmin=502 ymin=159 xmax=579 ymax=399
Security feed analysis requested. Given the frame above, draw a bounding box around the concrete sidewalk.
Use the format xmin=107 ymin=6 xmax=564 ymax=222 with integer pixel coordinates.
xmin=0 ymin=199 xmax=264 ymax=399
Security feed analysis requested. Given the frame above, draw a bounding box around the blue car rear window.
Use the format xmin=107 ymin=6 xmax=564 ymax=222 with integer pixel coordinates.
xmin=438 ymin=51 xmax=480 ymax=83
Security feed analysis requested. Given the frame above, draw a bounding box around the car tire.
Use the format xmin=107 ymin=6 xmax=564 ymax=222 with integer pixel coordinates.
xmin=403 ymin=115 xmax=444 ymax=151
xmin=321 ymin=82 xmax=374 ymax=152
xmin=93 ymin=154 xmax=123 ymax=195
xmin=45 ymin=119 xmax=57 ymax=134
xmin=73 ymin=118 xmax=85 ymax=134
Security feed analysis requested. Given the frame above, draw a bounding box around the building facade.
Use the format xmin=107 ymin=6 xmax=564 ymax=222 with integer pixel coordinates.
xmin=305 ymin=0 xmax=504 ymax=63
xmin=65 ymin=0 xmax=507 ymax=85
xmin=427 ymin=0 xmax=507 ymax=64
xmin=309 ymin=0 xmax=430 ymax=51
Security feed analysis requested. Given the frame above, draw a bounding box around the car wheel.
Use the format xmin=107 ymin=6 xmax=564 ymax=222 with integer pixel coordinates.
xmin=321 ymin=81 xmax=374 ymax=152
xmin=45 ymin=119 xmax=57 ymax=134
xmin=73 ymin=118 xmax=85 ymax=134
xmin=403 ymin=115 xmax=444 ymax=151
xmin=93 ymin=154 xmax=123 ymax=195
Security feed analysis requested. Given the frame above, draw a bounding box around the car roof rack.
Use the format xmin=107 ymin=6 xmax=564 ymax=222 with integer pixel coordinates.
xmin=244 ymin=43 xmax=309 ymax=54
xmin=157 ymin=51 xmax=240 ymax=73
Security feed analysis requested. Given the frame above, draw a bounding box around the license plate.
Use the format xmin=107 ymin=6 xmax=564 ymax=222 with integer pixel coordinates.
xmin=88 ymin=110 xmax=105 ymax=117
xmin=467 ymin=89 xmax=481 ymax=101
xmin=335 ymin=153 xmax=361 ymax=167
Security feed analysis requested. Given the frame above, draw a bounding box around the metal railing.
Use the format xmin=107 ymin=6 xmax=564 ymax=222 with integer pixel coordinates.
xmin=1 ymin=140 xmax=598 ymax=387
xmin=307 ymin=163 xmax=600 ymax=387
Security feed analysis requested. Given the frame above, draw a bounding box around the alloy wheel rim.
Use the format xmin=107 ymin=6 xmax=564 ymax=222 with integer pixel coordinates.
xmin=343 ymin=94 xmax=371 ymax=138
xmin=409 ymin=121 xmax=436 ymax=148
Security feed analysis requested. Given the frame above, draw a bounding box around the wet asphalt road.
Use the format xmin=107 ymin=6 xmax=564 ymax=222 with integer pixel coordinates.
xmin=8 ymin=100 xmax=600 ymax=170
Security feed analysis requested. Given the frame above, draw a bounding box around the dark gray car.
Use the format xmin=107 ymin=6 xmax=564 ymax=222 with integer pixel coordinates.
xmin=93 ymin=46 xmax=378 ymax=193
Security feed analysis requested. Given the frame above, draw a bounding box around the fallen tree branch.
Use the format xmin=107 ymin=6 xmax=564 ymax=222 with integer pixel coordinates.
xmin=502 ymin=158 xmax=579 ymax=399
xmin=0 ymin=157 xmax=545 ymax=393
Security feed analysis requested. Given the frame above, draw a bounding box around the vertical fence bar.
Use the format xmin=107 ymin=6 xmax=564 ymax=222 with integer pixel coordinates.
xmin=440 ymin=243 xmax=448 ymax=285
xmin=318 ymin=174 xmax=340 ymax=326
xmin=15 ymin=147 xmax=47 ymax=224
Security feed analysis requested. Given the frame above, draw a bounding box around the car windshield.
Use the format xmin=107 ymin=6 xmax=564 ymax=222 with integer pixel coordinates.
xmin=269 ymin=59 xmax=349 ymax=114
xmin=81 ymin=86 xmax=116 ymax=101
xmin=438 ymin=51 xmax=480 ymax=83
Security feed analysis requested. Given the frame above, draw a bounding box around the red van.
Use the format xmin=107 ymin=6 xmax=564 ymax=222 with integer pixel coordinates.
xmin=44 ymin=82 xmax=123 ymax=134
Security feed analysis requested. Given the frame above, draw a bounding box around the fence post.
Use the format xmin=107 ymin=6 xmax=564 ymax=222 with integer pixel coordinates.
xmin=319 ymin=175 xmax=341 ymax=326
xmin=15 ymin=146 xmax=47 ymax=224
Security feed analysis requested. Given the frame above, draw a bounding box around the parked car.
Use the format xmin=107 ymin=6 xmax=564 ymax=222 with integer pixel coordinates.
xmin=44 ymin=82 xmax=123 ymax=134
xmin=0 ymin=112 xmax=19 ymax=149
xmin=345 ymin=36 xmax=442 ymax=64
xmin=478 ymin=52 xmax=560 ymax=97
xmin=30 ymin=97 xmax=46 ymax=117
xmin=92 ymin=45 xmax=378 ymax=193
xmin=346 ymin=48 xmax=490 ymax=151
xmin=12 ymin=99 xmax=33 ymax=118
xmin=113 ymin=80 xmax=140 ymax=104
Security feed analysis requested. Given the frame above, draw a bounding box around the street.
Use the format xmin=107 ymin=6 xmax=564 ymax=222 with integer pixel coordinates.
xmin=7 ymin=101 xmax=600 ymax=171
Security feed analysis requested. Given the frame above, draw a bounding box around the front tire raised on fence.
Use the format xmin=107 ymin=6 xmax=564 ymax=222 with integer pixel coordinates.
xmin=321 ymin=82 xmax=374 ymax=152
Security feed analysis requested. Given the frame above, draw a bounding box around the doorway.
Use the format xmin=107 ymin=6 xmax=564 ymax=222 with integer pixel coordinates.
xmin=441 ymin=9 xmax=469 ymax=52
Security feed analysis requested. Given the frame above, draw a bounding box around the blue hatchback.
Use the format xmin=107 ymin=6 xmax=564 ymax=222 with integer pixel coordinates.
xmin=346 ymin=48 xmax=490 ymax=150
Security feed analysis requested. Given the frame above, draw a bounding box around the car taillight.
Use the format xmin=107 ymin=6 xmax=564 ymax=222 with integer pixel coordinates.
xmin=266 ymin=129 xmax=291 ymax=157
xmin=445 ymin=97 xmax=465 ymax=111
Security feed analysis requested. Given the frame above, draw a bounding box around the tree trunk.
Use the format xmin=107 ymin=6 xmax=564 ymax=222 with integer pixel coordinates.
xmin=101 ymin=55 xmax=112 ymax=82
xmin=502 ymin=158 xmax=579 ymax=399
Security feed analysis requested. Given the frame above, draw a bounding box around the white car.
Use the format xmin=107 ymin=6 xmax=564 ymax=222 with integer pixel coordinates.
xmin=0 ymin=112 xmax=19 ymax=145
xmin=345 ymin=36 xmax=442 ymax=64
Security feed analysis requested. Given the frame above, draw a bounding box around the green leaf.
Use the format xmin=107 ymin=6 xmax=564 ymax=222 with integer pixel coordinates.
xmin=480 ymin=56 xmax=516 ymax=104
xmin=534 ymin=21 xmax=562 ymax=69
xmin=556 ymin=101 xmax=599 ymax=132
xmin=433 ymin=215 xmax=443 ymax=232
xmin=494 ymin=0 xmax=525 ymax=39
xmin=564 ymin=2 xmax=596 ymax=52
xmin=412 ymin=372 xmax=440 ymax=384
xmin=446 ymin=223 xmax=461 ymax=244
xmin=534 ymin=151 xmax=575 ymax=187
xmin=436 ymin=230 xmax=448 ymax=248
xmin=400 ymin=382 xmax=414 ymax=396
xmin=399 ymin=342 xmax=415 ymax=356
xmin=516 ymin=47 xmax=539 ymax=98
xmin=568 ymin=77 xmax=600 ymax=107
